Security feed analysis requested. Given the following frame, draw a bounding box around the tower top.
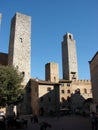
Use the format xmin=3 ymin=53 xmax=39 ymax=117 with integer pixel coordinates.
xmin=15 ymin=12 xmax=31 ymax=17
xmin=63 ymin=32 xmax=74 ymax=41
xmin=0 ymin=13 xmax=2 ymax=25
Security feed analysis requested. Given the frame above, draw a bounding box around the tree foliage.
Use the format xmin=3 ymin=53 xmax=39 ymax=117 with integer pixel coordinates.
xmin=0 ymin=65 xmax=23 ymax=107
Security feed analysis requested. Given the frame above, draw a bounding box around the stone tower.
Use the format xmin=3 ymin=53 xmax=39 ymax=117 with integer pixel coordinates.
xmin=0 ymin=13 xmax=2 ymax=22
xmin=8 ymin=12 xmax=31 ymax=86
xmin=0 ymin=13 xmax=2 ymax=29
xmin=62 ymin=33 xmax=78 ymax=80
xmin=45 ymin=62 xmax=59 ymax=83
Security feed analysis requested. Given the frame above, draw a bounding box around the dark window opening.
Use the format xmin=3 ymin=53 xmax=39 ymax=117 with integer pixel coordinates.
xmin=61 ymin=90 xmax=65 ymax=93
xmin=69 ymin=35 xmax=71 ymax=39
xmin=54 ymin=76 xmax=56 ymax=81
xmin=20 ymin=38 xmax=23 ymax=43
xmin=47 ymin=87 xmax=51 ymax=91
xmin=67 ymin=83 xmax=70 ymax=86
xmin=67 ymin=90 xmax=70 ymax=93
xmin=21 ymin=71 xmax=25 ymax=77
xmin=61 ymin=83 xmax=64 ymax=86
xmin=84 ymin=88 xmax=87 ymax=94
xmin=61 ymin=97 xmax=65 ymax=102
xmin=75 ymin=88 xmax=80 ymax=94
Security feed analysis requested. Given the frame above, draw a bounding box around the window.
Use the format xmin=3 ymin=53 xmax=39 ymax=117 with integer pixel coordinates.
xmin=69 ymin=35 xmax=71 ymax=39
xmin=21 ymin=71 xmax=25 ymax=77
xmin=61 ymin=97 xmax=65 ymax=102
xmin=67 ymin=83 xmax=70 ymax=86
xmin=47 ymin=87 xmax=51 ymax=91
xmin=54 ymin=77 xmax=56 ymax=81
xmin=20 ymin=38 xmax=23 ymax=43
xmin=61 ymin=90 xmax=65 ymax=94
xmin=67 ymin=90 xmax=70 ymax=93
xmin=75 ymin=88 xmax=80 ymax=94
xmin=61 ymin=83 xmax=64 ymax=87
xmin=84 ymin=88 xmax=87 ymax=94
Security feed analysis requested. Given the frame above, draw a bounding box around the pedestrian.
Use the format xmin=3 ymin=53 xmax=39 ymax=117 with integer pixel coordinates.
xmin=90 ymin=112 xmax=98 ymax=130
xmin=30 ymin=114 xmax=34 ymax=123
xmin=33 ymin=114 xmax=38 ymax=123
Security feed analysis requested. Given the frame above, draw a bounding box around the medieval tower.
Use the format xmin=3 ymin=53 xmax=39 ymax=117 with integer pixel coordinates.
xmin=62 ymin=33 xmax=78 ymax=80
xmin=45 ymin=62 xmax=59 ymax=83
xmin=8 ymin=12 xmax=31 ymax=86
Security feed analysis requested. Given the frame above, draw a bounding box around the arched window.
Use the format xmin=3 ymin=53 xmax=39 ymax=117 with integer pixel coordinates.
xmin=69 ymin=35 xmax=71 ymax=39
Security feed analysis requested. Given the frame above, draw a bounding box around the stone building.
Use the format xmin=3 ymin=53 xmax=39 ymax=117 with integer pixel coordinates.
xmin=60 ymin=33 xmax=92 ymax=111
xmin=59 ymin=79 xmax=92 ymax=111
xmin=89 ymin=51 xmax=98 ymax=105
xmin=0 ymin=12 xmax=93 ymax=115
xmin=24 ymin=62 xmax=60 ymax=115
xmin=25 ymin=78 xmax=60 ymax=115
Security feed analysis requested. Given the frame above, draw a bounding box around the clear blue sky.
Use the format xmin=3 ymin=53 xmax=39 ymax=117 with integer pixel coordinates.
xmin=0 ymin=0 xmax=98 ymax=80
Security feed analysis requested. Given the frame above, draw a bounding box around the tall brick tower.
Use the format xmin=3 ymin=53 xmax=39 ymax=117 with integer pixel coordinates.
xmin=62 ymin=33 xmax=78 ymax=80
xmin=8 ymin=12 xmax=31 ymax=86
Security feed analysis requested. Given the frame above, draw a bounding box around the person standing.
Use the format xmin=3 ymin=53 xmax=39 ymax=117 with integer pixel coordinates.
xmin=90 ymin=112 xmax=98 ymax=130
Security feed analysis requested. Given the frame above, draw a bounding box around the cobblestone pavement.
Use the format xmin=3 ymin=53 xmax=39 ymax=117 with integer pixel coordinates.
xmin=10 ymin=115 xmax=92 ymax=130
